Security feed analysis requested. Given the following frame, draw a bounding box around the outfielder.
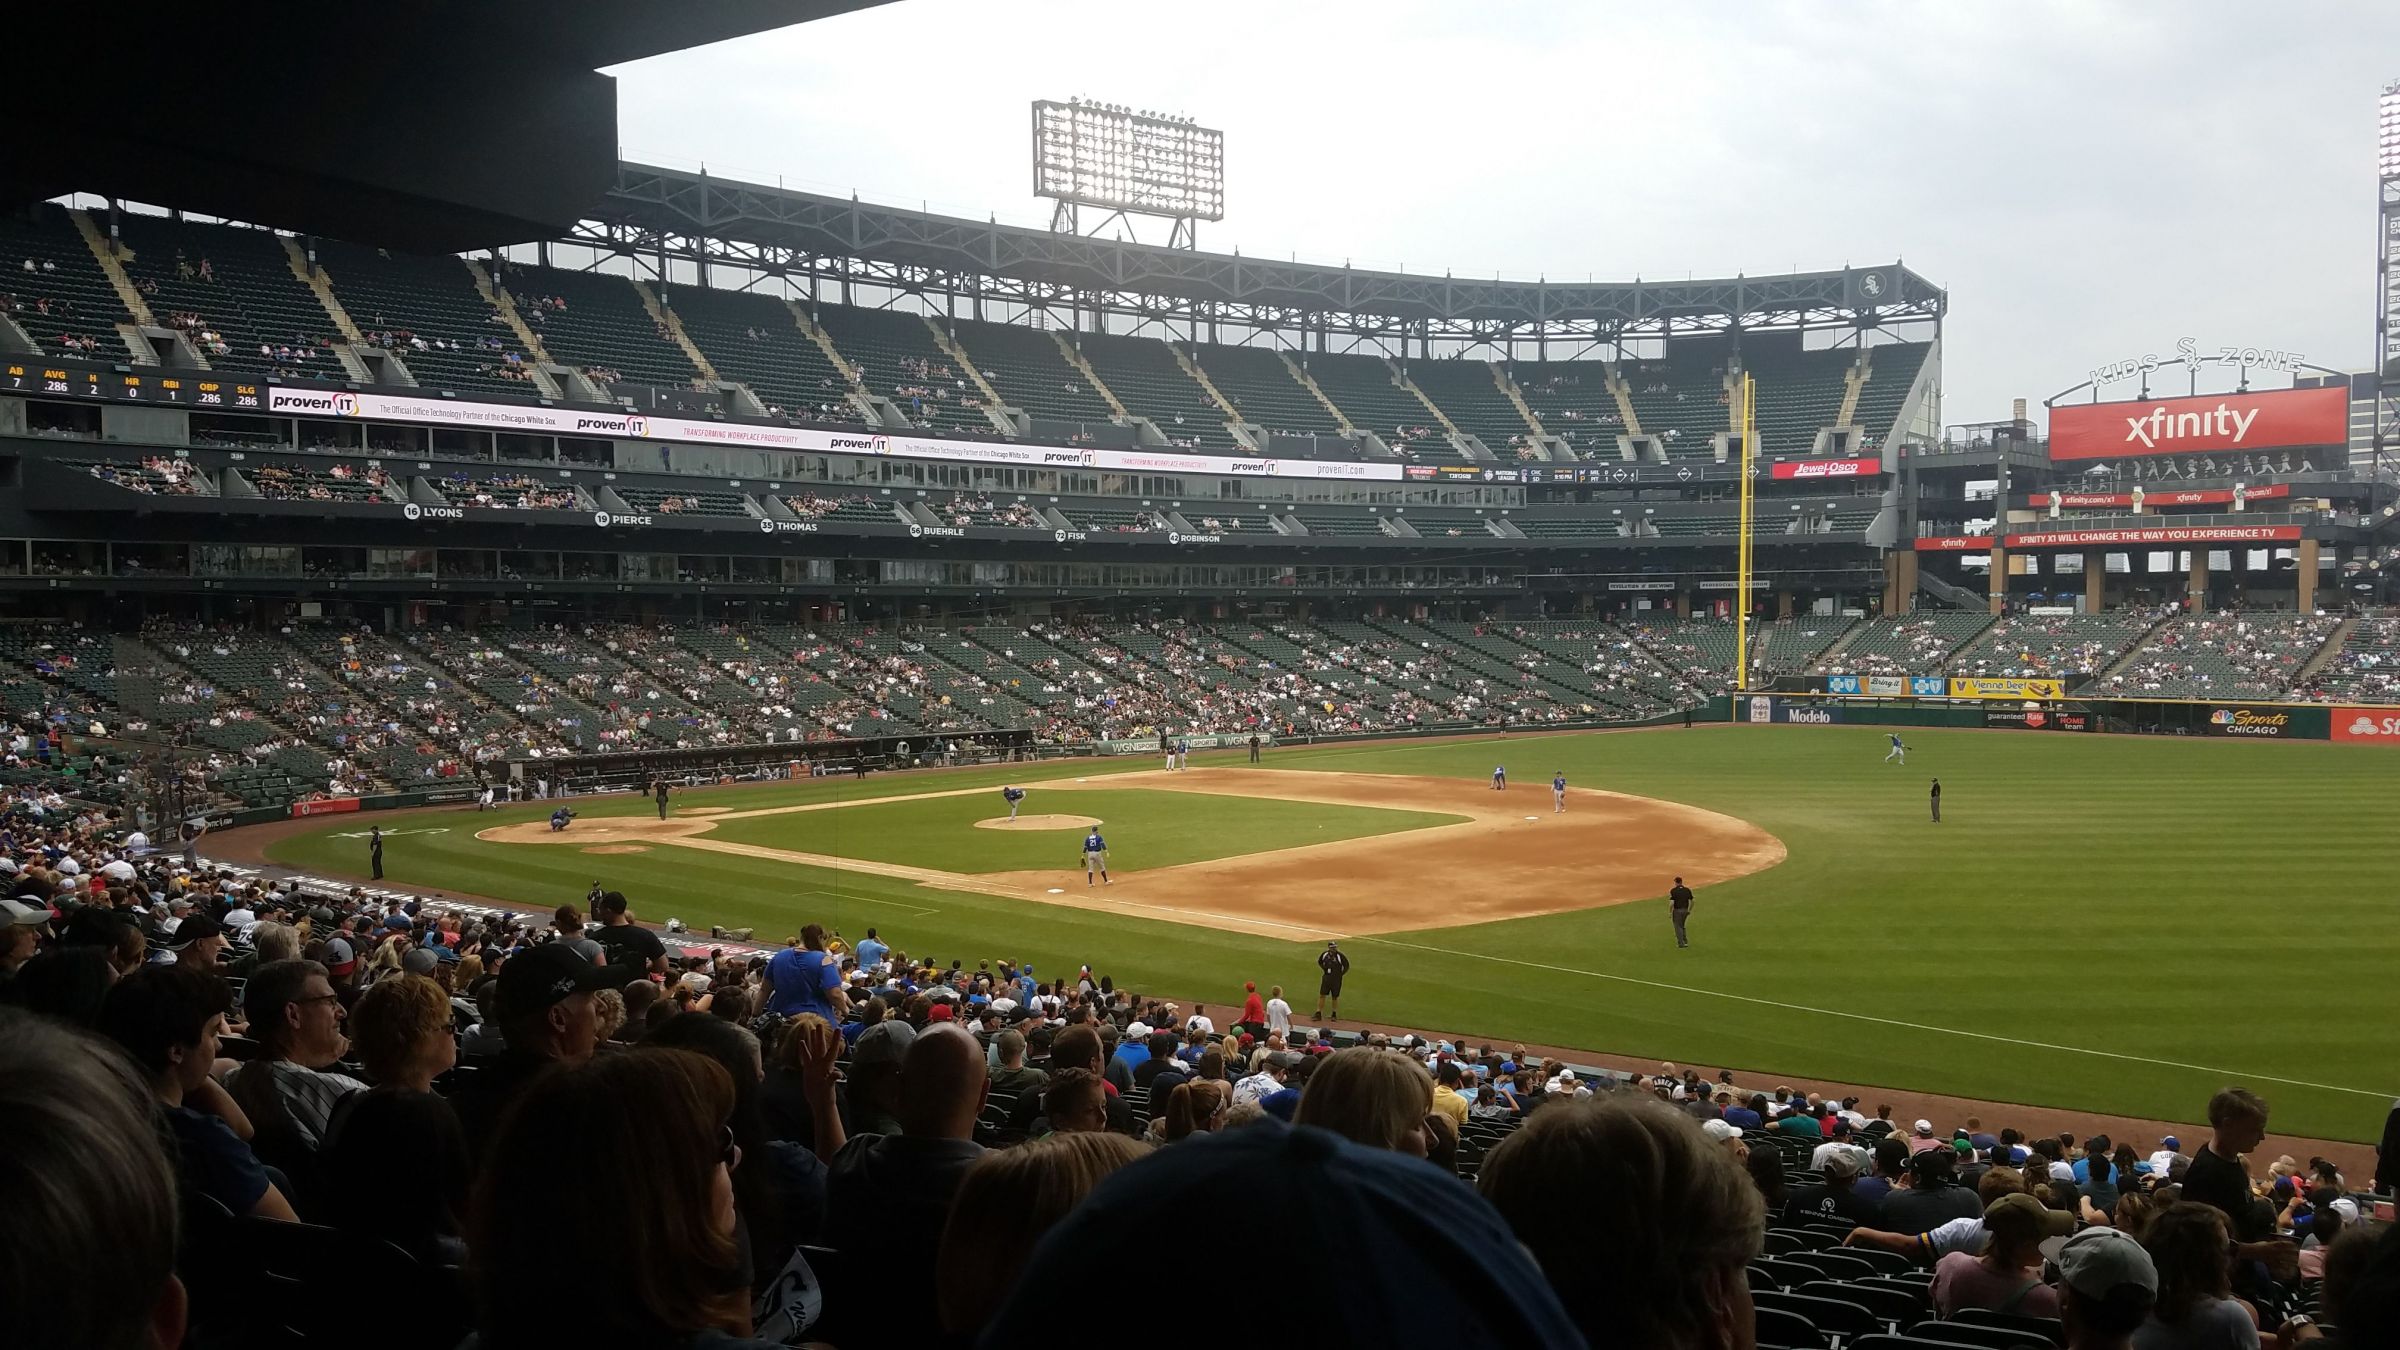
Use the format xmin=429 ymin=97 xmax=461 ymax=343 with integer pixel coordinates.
xmin=1491 ymin=764 xmax=1507 ymax=790
xmin=1551 ymin=770 xmax=1566 ymax=814
xmin=1001 ymin=785 xmax=1026 ymax=821
xmin=1883 ymin=732 xmax=1907 ymax=765
xmin=1082 ymin=826 xmax=1112 ymax=886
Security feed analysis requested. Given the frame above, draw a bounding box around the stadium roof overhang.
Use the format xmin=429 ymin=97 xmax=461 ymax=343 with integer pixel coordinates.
xmin=3 ymin=2 xmax=891 ymax=254
xmin=592 ymin=163 xmax=1947 ymax=336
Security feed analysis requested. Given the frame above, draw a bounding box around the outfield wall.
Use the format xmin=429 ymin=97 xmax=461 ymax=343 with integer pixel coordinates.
xmin=1729 ymin=692 xmax=2381 ymax=742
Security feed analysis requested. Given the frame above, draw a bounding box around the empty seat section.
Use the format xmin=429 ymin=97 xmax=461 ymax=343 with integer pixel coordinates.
xmin=1401 ymin=359 xmax=1533 ymax=455
xmin=664 ymin=283 xmax=860 ymax=421
xmin=612 ymin=487 xmax=751 ymax=518
xmin=1391 ymin=508 xmax=1498 ymax=538
xmin=0 ymin=204 xmax=131 ymax=359
xmin=311 ymin=242 xmax=532 ymax=396
xmin=1508 ymin=515 xmax=1625 ymax=539
xmin=1289 ymin=510 xmax=1389 ymax=537
xmin=1305 ymin=351 xmax=1444 ymax=456
xmin=1743 ymin=337 xmax=1853 ymax=454
xmin=497 ymin=265 xmax=698 ymax=389
xmin=947 ymin=317 xmax=1116 ymax=428
xmin=1622 ymin=342 xmax=1731 ymax=457
xmin=114 ymin=214 xmax=342 ymax=379
xmin=1853 ymin=343 xmax=1931 ymax=444
xmin=1513 ymin=360 xmax=1625 ymax=459
xmin=1189 ymin=344 xmax=1340 ymax=440
xmin=1076 ymin=331 xmax=1235 ymax=450
xmin=811 ymin=304 xmax=994 ymax=435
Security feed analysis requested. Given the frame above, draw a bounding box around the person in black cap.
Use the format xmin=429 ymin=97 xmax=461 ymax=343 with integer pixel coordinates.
xmin=1314 ymin=939 xmax=1349 ymax=1022
xmin=451 ymin=944 xmax=624 ymax=1161
xmin=167 ymin=913 xmax=228 ymax=971
xmin=981 ymin=1123 xmax=1588 ymax=1349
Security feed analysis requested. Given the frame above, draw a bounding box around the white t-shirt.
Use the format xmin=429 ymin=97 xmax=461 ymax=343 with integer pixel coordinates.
xmin=1186 ymin=1014 xmax=1215 ymax=1036
xmin=1265 ymin=997 xmax=1292 ymax=1035
xmin=223 ymin=907 xmax=257 ymax=930
xmin=1921 ymin=1216 xmax=1985 ymax=1258
xmin=124 ymin=831 xmax=151 ymax=850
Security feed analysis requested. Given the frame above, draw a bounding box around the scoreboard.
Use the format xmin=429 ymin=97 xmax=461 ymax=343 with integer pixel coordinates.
xmin=1 ymin=361 xmax=261 ymax=410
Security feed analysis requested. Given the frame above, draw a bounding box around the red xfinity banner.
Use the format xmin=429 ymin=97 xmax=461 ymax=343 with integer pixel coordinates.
xmin=2049 ymin=387 xmax=2348 ymax=461
xmin=1912 ymin=535 xmax=1992 ymax=552
xmin=2004 ymin=525 xmax=2301 ymax=548
xmin=2029 ymin=483 xmax=2291 ymax=510
xmin=1770 ymin=457 xmax=1882 ymax=480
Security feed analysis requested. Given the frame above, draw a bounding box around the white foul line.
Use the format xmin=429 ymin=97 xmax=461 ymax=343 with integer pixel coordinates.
xmin=1358 ymin=937 xmax=2396 ymax=1101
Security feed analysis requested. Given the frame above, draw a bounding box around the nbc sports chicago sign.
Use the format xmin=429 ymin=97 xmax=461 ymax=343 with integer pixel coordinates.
xmin=2047 ymin=387 xmax=2347 ymax=461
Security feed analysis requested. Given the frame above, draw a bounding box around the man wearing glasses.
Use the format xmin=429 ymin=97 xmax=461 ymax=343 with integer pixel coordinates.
xmin=224 ymin=958 xmax=367 ymax=1154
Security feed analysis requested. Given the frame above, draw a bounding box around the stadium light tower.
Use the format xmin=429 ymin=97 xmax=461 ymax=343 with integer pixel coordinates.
xmin=1033 ymin=98 xmax=1225 ymax=249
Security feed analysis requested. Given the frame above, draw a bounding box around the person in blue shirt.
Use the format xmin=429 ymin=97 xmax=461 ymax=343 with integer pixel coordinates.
xmin=1082 ymin=828 xmax=1111 ymax=886
xmin=1551 ymin=771 xmax=1567 ymax=814
xmin=853 ymin=927 xmax=889 ymax=971
xmin=1000 ymin=785 xmax=1026 ymax=820
xmin=766 ymin=924 xmax=847 ymax=1019
xmin=1491 ymin=764 xmax=1506 ymax=790
xmin=1884 ymin=732 xmax=1907 ymax=764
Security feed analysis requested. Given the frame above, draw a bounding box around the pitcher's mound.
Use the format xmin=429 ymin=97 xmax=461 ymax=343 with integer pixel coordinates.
xmin=976 ymin=813 xmax=1103 ymax=831
xmin=581 ymin=844 xmax=651 ymax=855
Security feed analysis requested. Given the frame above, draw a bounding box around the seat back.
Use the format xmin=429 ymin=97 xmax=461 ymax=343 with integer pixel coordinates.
xmin=1949 ymin=1309 xmax=2065 ymax=1346
xmin=1755 ymin=1304 xmax=1829 ymax=1349
xmin=1907 ymin=1319 xmax=2053 ymax=1349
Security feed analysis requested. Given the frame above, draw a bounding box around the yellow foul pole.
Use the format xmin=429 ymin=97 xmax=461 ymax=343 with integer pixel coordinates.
xmin=1733 ymin=374 xmax=1756 ymax=692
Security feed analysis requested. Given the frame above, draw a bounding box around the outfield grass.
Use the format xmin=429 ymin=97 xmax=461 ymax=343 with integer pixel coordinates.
xmin=264 ymin=728 xmax=2400 ymax=1141
xmin=698 ymin=787 xmax=1463 ymax=873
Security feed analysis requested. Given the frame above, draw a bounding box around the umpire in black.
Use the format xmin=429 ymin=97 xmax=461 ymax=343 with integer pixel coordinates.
xmin=1669 ymin=877 xmax=1694 ymax=949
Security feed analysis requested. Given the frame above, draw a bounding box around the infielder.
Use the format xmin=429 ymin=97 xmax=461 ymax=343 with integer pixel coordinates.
xmin=1883 ymin=732 xmax=1907 ymax=765
xmin=1491 ymin=764 xmax=1507 ymax=791
xmin=1176 ymin=737 xmax=1191 ymax=771
xmin=1001 ymin=785 xmax=1026 ymax=821
xmin=1551 ymin=771 xmax=1566 ymax=814
xmin=1082 ymin=826 xmax=1112 ymax=886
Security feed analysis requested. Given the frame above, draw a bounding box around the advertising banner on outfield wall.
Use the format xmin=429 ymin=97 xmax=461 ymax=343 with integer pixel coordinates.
xmin=262 ymin=387 xmax=1405 ymax=484
xmin=1774 ymin=702 xmax=1842 ymax=725
xmin=2201 ymin=706 xmax=2297 ymax=739
xmin=1093 ymin=732 xmax=1272 ymax=756
xmin=1985 ymin=708 xmax=2093 ymax=732
xmin=2331 ymin=708 xmax=2400 ymax=743
xmin=2048 ymin=387 xmax=2350 ymax=461
xmin=288 ymin=797 xmax=362 ymax=818
xmin=1948 ymin=677 xmax=2067 ymax=700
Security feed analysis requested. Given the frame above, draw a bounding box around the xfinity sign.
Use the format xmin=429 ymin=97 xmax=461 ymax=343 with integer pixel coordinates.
xmin=2048 ymin=387 xmax=2348 ymax=461
xmin=2120 ymin=402 xmax=2257 ymax=450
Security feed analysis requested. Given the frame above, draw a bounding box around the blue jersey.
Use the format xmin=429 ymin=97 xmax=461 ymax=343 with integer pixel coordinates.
xmin=1553 ymin=776 xmax=1566 ymax=792
xmin=1003 ymin=787 xmax=1025 ymax=802
xmin=1083 ymin=832 xmax=1107 ymax=854
xmin=1493 ymin=766 xmax=1505 ymax=777
xmin=1889 ymin=734 xmax=1903 ymax=748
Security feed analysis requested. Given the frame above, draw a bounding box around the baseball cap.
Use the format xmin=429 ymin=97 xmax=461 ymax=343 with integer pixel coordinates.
xmin=400 ymin=947 xmax=440 ymax=976
xmin=0 ymin=898 xmax=48 ymax=928
xmin=1820 ymin=1149 xmax=1866 ymax=1179
xmin=494 ymin=944 xmax=620 ymax=1019
xmin=1913 ymin=1118 xmax=1934 ymax=1135
xmin=1984 ymin=1191 xmax=2077 ymax=1241
xmin=166 ymin=914 xmax=225 ymax=950
xmin=322 ymin=935 xmax=356 ymax=977
xmin=2053 ymin=1226 xmax=2158 ymax=1297
xmin=1125 ymin=1021 xmax=1152 ymax=1039
xmin=1268 ymin=1051 xmax=1304 ymax=1070
xmin=979 ymin=1125 xmax=1581 ymax=1346
xmin=1700 ymin=1119 xmax=1743 ymax=1143
xmin=926 ymin=1002 xmax=955 ymax=1022
xmin=2159 ymin=1135 xmax=2178 ymax=1149
xmin=851 ymin=1020 xmax=917 ymax=1071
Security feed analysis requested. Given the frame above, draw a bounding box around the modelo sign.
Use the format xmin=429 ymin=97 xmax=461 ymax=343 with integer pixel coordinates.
xmin=2330 ymin=708 xmax=2400 ymax=744
xmin=2048 ymin=387 xmax=2348 ymax=461
xmin=2203 ymin=706 xmax=2294 ymax=739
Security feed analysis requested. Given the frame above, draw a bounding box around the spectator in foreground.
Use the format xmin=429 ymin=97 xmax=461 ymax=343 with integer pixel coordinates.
xmin=1930 ymin=1193 xmax=2069 ymax=1319
xmin=0 ymin=1009 xmax=188 ymax=1350
xmin=1293 ymin=1045 xmax=1433 ymax=1156
xmin=935 ymin=1131 xmax=1148 ymax=1336
xmin=346 ymin=972 xmax=458 ymax=1092
xmin=1476 ymin=1095 xmax=1761 ymax=1350
xmin=321 ymin=1086 xmax=471 ymax=1265
xmin=825 ymin=1024 xmax=988 ymax=1319
xmin=95 ymin=964 xmax=299 ymax=1221
xmin=2054 ymin=1227 xmax=2157 ymax=1350
xmin=452 ymin=944 xmax=622 ymax=1158
xmin=226 ymin=958 xmax=365 ymax=1162
xmin=469 ymin=1049 xmax=776 ymax=1349
xmin=984 ymin=1125 xmax=1589 ymax=1347
xmin=646 ymin=1012 xmax=829 ymax=1282
xmin=2139 ymin=1200 xmax=2301 ymax=1349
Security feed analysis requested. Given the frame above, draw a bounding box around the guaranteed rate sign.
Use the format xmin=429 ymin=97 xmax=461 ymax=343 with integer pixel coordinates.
xmin=2048 ymin=387 xmax=2348 ymax=461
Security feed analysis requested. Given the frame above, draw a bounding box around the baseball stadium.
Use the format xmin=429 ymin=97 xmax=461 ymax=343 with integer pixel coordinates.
xmin=5 ymin=9 xmax=2400 ymax=1350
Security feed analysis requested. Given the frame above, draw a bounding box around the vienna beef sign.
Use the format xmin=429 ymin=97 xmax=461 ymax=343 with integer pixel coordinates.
xmin=2048 ymin=387 xmax=2347 ymax=461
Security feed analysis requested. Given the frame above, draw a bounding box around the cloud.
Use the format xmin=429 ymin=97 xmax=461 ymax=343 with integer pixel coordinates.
xmin=609 ymin=0 xmax=2400 ymax=422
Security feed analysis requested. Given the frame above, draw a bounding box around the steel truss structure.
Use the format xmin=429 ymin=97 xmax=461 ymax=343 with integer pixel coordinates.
xmin=2377 ymin=80 xmax=2400 ymax=516
xmin=572 ymin=162 xmax=1944 ymax=358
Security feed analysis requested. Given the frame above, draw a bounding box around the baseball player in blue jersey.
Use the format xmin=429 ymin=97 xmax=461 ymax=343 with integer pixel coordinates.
xmin=1001 ymin=785 xmax=1026 ymax=821
xmin=1552 ymin=771 xmax=1567 ymax=814
xmin=1176 ymin=737 xmax=1190 ymax=771
xmin=1082 ymin=827 xmax=1112 ymax=886
xmin=1884 ymin=732 xmax=1907 ymax=765
xmin=1491 ymin=764 xmax=1507 ymax=790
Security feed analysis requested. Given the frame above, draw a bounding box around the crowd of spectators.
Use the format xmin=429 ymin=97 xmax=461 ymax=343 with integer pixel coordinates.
xmin=2098 ymin=611 xmax=2344 ymax=700
xmin=6 ymin=832 xmax=2396 ymax=1350
xmin=83 ymin=457 xmax=203 ymax=495
xmin=438 ymin=471 xmax=578 ymax=511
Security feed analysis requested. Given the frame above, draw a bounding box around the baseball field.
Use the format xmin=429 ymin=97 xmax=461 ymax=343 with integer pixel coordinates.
xmin=258 ymin=724 xmax=2400 ymax=1143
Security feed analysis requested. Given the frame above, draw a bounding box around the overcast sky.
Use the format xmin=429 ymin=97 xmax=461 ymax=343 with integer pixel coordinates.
xmin=608 ymin=0 xmax=2400 ymax=427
